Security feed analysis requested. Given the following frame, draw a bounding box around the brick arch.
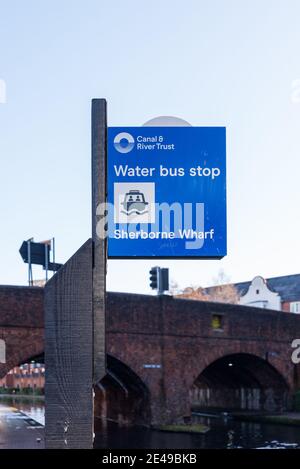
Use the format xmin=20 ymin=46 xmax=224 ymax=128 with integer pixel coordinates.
xmin=107 ymin=336 xmax=150 ymax=380
xmin=0 ymin=328 xmax=44 ymax=379
xmin=185 ymin=342 xmax=292 ymax=391
xmin=0 ymin=285 xmax=44 ymax=380
xmin=189 ymin=352 xmax=290 ymax=412
xmin=195 ymin=351 xmax=289 ymax=389
xmin=94 ymin=353 xmax=151 ymax=426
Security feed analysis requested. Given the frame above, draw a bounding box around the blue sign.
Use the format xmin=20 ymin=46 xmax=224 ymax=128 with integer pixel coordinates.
xmin=107 ymin=127 xmax=226 ymax=258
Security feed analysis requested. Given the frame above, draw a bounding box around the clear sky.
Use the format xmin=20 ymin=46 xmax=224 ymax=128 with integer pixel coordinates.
xmin=0 ymin=1 xmax=299 ymax=293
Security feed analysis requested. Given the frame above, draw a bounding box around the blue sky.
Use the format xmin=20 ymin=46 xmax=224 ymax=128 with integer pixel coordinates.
xmin=0 ymin=1 xmax=299 ymax=293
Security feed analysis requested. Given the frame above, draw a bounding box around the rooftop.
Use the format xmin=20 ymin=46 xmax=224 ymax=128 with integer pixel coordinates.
xmin=206 ymin=274 xmax=300 ymax=302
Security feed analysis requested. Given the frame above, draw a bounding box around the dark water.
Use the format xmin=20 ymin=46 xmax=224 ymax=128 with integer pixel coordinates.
xmin=94 ymin=414 xmax=300 ymax=449
xmin=2 ymin=397 xmax=300 ymax=449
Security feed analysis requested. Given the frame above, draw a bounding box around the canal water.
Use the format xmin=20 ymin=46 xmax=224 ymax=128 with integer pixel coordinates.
xmin=1 ymin=397 xmax=300 ymax=449
xmin=93 ymin=414 xmax=300 ymax=449
xmin=0 ymin=396 xmax=45 ymax=426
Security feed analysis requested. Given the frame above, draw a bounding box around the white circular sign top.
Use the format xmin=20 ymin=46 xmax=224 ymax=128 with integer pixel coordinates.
xmin=143 ymin=116 xmax=192 ymax=127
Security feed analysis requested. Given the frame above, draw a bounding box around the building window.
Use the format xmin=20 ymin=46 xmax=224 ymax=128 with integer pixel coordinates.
xmin=290 ymin=302 xmax=300 ymax=314
xmin=256 ymin=289 xmax=259 ymax=294
xmin=211 ymin=314 xmax=223 ymax=330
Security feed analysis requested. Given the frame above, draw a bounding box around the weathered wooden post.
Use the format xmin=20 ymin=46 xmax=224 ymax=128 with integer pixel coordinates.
xmin=44 ymin=98 xmax=107 ymax=448
xmin=91 ymin=98 xmax=107 ymax=386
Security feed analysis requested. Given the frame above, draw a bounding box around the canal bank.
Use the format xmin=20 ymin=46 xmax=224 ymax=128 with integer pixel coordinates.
xmin=1 ymin=396 xmax=300 ymax=449
xmin=0 ymin=402 xmax=44 ymax=449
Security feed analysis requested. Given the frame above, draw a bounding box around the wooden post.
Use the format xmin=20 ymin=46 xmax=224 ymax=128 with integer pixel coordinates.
xmin=44 ymin=239 xmax=93 ymax=448
xmin=44 ymin=98 xmax=107 ymax=448
xmin=92 ymin=98 xmax=107 ymax=385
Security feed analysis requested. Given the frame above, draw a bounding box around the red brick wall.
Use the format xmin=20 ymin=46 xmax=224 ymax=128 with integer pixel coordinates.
xmin=0 ymin=286 xmax=44 ymax=379
xmin=106 ymin=293 xmax=300 ymax=422
xmin=0 ymin=285 xmax=43 ymax=327
xmin=1 ymin=286 xmax=300 ymax=423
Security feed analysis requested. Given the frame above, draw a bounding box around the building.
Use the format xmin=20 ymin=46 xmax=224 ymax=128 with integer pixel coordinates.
xmin=181 ymin=273 xmax=300 ymax=313
xmin=204 ymin=273 xmax=300 ymax=312
xmin=235 ymin=274 xmax=300 ymax=312
xmin=0 ymin=362 xmax=45 ymax=391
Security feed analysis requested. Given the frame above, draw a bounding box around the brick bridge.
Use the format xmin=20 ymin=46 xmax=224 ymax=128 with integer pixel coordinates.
xmin=0 ymin=285 xmax=300 ymax=425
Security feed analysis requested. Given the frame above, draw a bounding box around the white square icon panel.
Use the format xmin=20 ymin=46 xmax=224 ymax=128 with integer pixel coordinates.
xmin=114 ymin=182 xmax=155 ymax=224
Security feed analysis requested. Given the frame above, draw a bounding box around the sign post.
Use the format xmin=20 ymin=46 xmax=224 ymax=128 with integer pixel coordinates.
xmin=44 ymin=106 xmax=225 ymax=448
xmin=107 ymin=126 xmax=226 ymax=259
xmin=44 ymin=98 xmax=107 ymax=448
xmin=91 ymin=98 xmax=107 ymax=385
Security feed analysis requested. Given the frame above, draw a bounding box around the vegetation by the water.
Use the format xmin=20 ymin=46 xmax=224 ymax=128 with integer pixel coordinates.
xmin=0 ymin=387 xmax=44 ymax=396
xmin=153 ymin=424 xmax=210 ymax=434
xmin=0 ymin=393 xmax=44 ymax=402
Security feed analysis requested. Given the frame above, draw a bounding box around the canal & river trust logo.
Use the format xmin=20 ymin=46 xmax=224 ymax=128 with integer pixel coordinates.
xmin=114 ymin=132 xmax=135 ymax=153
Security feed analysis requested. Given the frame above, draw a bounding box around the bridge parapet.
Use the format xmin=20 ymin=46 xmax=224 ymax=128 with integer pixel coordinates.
xmin=106 ymin=292 xmax=300 ymax=342
xmin=0 ymin=285 xmax=43 ymax=328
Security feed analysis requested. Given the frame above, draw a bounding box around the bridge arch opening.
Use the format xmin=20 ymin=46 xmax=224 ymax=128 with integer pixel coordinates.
xmin=94 ymin=355 xmax=151 ymax=427
xmin=191 ymin=353 xmax=290 ymax=413
xmin=17 ymin=353 xmax=44 ymax=366
xmin=0 ymin=353 xmax=45 ymax=394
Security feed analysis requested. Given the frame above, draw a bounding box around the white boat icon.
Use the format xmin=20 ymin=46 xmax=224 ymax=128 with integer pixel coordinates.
xmin=121 ymin=190 xmax=149 ymax=215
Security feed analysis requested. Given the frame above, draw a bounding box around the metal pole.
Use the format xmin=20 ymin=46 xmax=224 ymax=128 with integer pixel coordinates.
xmin=157 ymin=267 xmax=162 ymax=296
xmin=45 ymin=244 xmax=49 ymax=282
xmin=27 ymin=240 xmax=32 ymax=286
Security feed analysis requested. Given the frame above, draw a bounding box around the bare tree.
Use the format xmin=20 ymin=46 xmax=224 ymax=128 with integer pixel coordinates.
xmin=212 ymin=268 xmax=230 ymax=286
xmin=208 ymin=269 xmax=239 ymax=304
xmin=173 ymin=269 xmax=239 ymax=304
xmin=205 ymin=283 xmax=239 ymax=304
xmin=175 ymin=285 xmax=209 ymax=301
xmin=168 ymin=279 xmax=181 ymax=296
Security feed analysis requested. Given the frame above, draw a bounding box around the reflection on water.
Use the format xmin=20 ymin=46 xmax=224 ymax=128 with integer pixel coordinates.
xmin=191 ymin=414 xmax=300 ymax=449
xmin=0 ymin=396 xmax=45 ymax=425
xmin=2 ymin=397 xmax=300 ymax=449
xmin=94 ymin=414 xmax=300 ymax=449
